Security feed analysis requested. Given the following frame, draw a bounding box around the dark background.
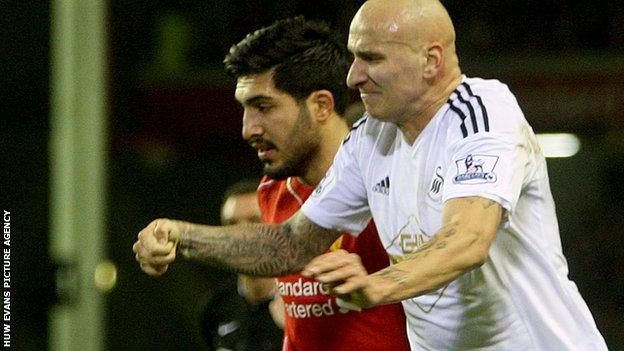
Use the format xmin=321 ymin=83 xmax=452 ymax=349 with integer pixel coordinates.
xmin=2 ymin=0 xmax=623 ymax=350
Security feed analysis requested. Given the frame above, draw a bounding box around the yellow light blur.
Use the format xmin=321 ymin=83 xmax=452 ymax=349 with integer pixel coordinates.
xmin=94 ymin=260 xmax=117 ymax=293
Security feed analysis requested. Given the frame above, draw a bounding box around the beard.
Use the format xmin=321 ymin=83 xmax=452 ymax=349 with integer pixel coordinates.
xmin=261 ymin=107 xmax=321 ymax=180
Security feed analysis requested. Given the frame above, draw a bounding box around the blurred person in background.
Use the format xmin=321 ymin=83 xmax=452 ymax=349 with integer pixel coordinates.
xmin=200 ymin=179 xmax=283 ymax=351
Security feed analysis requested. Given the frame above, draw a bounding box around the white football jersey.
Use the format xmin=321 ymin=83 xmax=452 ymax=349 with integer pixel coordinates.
xmin=302 ymin=76 xmax=607 ymax=350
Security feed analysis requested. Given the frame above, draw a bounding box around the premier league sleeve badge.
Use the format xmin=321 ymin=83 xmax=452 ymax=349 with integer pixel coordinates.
xmin=453 ymin=154 xmax=499 ymax=184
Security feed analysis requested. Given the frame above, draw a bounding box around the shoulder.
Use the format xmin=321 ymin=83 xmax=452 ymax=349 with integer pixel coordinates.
xmin=342 ymin=114 xmax=369 ymax=145
xmin=462 ymin=77 xmax=521 ymax=113
xmin=343 ymin=113 xmax=398 ymax=153
xmin=444 ymin=77 xmax=528 ymax=142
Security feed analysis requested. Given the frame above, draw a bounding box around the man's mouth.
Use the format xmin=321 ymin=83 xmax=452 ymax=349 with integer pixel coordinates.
xmin=249 ymin=138 xmax=277 ymax=161
xmin=360 ymin=90 xmax=379 ymax=99
xmin=257 ymin=147 xmax=276 ymax=160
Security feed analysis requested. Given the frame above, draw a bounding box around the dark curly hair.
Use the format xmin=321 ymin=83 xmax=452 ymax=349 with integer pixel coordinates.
xmin=224 ymin=16 xmax=351 ymax=115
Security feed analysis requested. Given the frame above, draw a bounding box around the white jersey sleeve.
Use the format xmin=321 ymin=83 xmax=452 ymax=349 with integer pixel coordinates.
xmin=301 ymin=118 xmax=372 ymax=235
xmin=443 ymin=83 xmax=533 ymax=214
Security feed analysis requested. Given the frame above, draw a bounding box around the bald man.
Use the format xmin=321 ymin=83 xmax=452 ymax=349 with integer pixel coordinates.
xmin=134 ymin=1 xmax=607 ymax=350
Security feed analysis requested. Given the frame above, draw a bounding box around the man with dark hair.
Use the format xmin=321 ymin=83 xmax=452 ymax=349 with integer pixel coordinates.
xmin=224 ymin=16 xmax=350 ymax=113
xmin=136 ymin=16 xmax=409 ymax=351
xmin=223 ymin=16 xmax=352 ymax=181
xmin=226 ymin=16 xmax=408 ymax=351
xmin=201 ymin=179 xmax=282 ymax=351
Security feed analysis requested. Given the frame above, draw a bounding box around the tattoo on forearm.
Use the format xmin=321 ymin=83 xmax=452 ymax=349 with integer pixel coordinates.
xmin=441 ymin=225 xmax=457 ymax=238
xmin=376 ymin=266 xmax=410 ymax=286
xmin=435 ymin=240 xmax=448 ymax=249
xmin=404 ymin=221 xmax=460 ymax=261
xmin=178 ymin=214 xmax=340 ymax=277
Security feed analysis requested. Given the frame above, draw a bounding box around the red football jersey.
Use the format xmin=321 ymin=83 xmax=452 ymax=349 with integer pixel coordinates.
xmin=258 ymin=176 xmax=410 ymax=351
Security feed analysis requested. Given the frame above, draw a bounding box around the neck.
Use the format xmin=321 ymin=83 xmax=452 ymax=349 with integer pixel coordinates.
xmin=399 ymin=72 xmax=462 ymax=145
xmin=299 ymin=116 xmax=350 ymax=185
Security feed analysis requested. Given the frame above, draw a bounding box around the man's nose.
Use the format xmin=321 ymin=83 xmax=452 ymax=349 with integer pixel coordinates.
xmin=346 ymin=57 xmax=367 ymax=89
xmin=241 ymin=110 xmax=263 ymax=140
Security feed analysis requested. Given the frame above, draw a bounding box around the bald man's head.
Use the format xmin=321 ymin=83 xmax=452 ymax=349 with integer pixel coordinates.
xmin=346 ymin=0 xmax=461 ymax=129
xmin=351 ymin=0 xmax=455 ymax=51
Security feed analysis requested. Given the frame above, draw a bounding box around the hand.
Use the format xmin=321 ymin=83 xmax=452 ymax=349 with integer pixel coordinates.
xmin=132 ymin=219 xmax=182 ymax=276
xmin=302 ymin=249 xmax=377 ymax=309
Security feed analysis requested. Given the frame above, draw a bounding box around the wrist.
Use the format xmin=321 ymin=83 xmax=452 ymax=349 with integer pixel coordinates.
xmin=365 ymin=274 xmax=394 ymax=306
xmin=173 ymin=220 xmax=190 ymax=256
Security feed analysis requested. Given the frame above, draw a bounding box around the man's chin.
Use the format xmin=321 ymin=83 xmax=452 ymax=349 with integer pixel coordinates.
xmin=364 ymin=108 xmax=388 ymax=122
xmin=263 ymin=164 xmax=294 ymax=180
xmin=361 ymin=103 xmax=391 ymax=122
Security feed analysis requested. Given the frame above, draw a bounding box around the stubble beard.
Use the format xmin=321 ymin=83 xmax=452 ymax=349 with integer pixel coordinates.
xmin=262 ymin=107 xmax=320 ymax=180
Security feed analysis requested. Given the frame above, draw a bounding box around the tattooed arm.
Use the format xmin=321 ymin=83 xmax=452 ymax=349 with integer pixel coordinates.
xmin=302 ymin=196 xmax=503 ymax=308
xmin=133 ymin=211 xmax=342 ymax=277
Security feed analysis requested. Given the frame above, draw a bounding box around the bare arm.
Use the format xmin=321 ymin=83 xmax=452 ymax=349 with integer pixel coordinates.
xmin=179 ymin=211 xmax=342 ymax=276
xmin=303 ymin=196 xmax=502 ymax=307
xmin=133 ymin=211 xmax=342 ymax=277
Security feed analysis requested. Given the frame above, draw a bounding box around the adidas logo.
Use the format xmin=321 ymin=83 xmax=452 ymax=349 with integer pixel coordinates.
xmin=372 ymin=176 xmax=390 ymax=195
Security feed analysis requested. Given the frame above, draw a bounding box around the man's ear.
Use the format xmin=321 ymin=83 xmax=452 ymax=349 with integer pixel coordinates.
xmin=307 ymin=90 xmax=335 ymax=123
xmin=423 ymin=43 xmax=443 ymax=79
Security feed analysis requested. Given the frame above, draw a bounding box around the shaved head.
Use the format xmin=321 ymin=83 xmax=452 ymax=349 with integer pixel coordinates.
xmin=346 ymin=0 xmax=461 ymax=141
xmin=351 ymin=0 xmax=456 ymax=53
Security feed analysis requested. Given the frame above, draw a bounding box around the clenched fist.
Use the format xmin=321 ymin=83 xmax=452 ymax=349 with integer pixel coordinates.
xmin=132 ymin=219 xmax=185 ymax=276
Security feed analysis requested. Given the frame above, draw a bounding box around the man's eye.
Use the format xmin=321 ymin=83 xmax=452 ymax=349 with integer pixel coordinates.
xmin=257 ymin=105 xmax=272 ymax=112
xmin=358 ymin=53 xmax=382 ymax=63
